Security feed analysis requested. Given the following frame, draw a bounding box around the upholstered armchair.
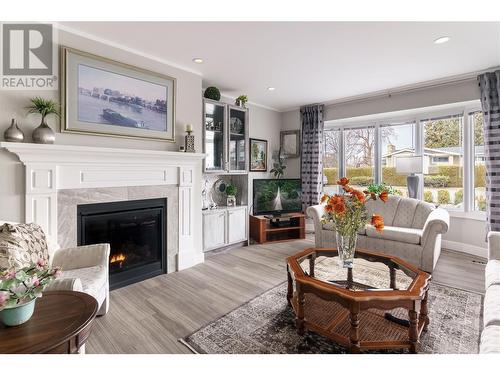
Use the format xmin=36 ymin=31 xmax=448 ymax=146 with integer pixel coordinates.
xmin=0 ymin=221 xmax=110 ymax=316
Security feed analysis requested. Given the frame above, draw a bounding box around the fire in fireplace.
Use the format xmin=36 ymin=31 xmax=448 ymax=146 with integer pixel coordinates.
xmin=77 ymin=198 xmax=167 ymax=289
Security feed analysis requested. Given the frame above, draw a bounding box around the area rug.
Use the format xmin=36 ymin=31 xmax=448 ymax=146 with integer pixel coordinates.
xmin=181 ymin=257 xmax=483 ymax=354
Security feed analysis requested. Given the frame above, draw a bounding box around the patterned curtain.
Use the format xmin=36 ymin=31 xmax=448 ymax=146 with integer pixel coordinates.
xmin=478 ymin=71 xmax=500 ymax=233
xmin=300 ymin=104 xmax=324 ymax=211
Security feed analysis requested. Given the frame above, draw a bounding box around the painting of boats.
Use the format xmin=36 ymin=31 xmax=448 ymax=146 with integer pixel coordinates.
xmin=62 ymin=47 xmax=175 ymax=141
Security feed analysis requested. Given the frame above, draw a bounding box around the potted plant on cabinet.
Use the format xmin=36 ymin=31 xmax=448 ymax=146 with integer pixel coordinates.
xmin=226 ymin=184 xmax=238 ymax=207
xmin=235 ymin=95 xmax=248 ymax=108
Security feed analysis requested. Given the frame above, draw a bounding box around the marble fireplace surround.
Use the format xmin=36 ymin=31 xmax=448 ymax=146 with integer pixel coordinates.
xmin=0 ymin=142 xmax=206 ymax=272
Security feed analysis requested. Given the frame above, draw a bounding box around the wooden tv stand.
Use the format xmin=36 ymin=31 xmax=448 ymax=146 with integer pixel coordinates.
xmin=249 ymin=213 xmax=305 ymax=244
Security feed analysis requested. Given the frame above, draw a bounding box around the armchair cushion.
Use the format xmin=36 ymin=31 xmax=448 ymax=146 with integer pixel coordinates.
xmin=61 ymin=265 xmax=106 ymax=299
xmin=480 ymin=325 xmax=500 ymax=353
xmin=365 ymin=225 xmax=422 ymax=245
xmin=44 ymin=277 xmax=83 ymax=292
xmin=0 ymin=223 xmax=49 ymax=269
xmin=484 ymin=284 xmax=500 ymax=328
xmin=486 ymin=260 xmax=500 ymax=289
xmin=51 ymin=243 xmax=110 ymax=270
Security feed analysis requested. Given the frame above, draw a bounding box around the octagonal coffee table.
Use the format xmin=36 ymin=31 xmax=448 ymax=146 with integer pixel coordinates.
xmin=286 ymin=248 xmax=431 ymax=353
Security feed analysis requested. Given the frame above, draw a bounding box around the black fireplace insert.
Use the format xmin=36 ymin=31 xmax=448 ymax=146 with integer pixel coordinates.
xmin=77 ymin=198 xmax=167 ymax=290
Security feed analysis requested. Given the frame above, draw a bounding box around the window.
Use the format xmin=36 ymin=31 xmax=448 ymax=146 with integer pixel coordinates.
xmin=344 ymin=126 xmax=375 ymax=190
xmin=472 ymin=111 xmax=486 ymax=211
xmin=323 ymin=101 xmax=484 ymax=217
xmin=323 ymin=129 xmax=341 ymax=195
xmin=381 ymin=122 xmax=415 ymax=197
xmin=422 ymin=115 xmax=463 ymax=210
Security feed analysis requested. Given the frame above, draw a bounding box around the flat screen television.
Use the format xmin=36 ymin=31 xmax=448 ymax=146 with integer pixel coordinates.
xmin=253 ymin=179 xmax=302 ymax=216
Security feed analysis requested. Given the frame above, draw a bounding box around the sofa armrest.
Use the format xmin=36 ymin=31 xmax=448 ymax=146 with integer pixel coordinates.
xmin=422 ymin=208 xmax=450 ymax=245
xmin=488 ymin=232 xmax=500 ymax=261
xmin=51 ymin=243 xmax=110 ymax=271
xmin=44 ymin=277 xmax=83 ymax=292
xmin=307 ymin=204 xmax=325 ymax=248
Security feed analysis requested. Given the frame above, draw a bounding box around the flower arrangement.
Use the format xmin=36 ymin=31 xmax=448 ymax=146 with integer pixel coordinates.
xmin=321 ymin=177 xmax=387 ymax=267
xmin=0 ymin=260 xmax=60 ymax=311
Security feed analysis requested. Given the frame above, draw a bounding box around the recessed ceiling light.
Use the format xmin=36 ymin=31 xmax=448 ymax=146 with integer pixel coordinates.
xmin=192 ymin=58 xmax=204 ymax=64
xmin=267 ymin=87 xmax=275 ymax=91
xmin=434 ymin=36 xmax=451 ymax=45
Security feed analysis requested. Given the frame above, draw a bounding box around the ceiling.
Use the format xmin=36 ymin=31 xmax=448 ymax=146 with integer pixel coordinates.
xmin=59 ymin=22 xmax=500 ymax=112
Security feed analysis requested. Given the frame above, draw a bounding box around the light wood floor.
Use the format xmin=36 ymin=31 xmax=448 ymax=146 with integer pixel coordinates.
xmin=86 ymin=237 xmax=486 ymax=354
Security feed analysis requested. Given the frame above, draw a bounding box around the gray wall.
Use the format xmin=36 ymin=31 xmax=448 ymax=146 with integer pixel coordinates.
xmin=0 ymin=29 xmax=203 ymax=222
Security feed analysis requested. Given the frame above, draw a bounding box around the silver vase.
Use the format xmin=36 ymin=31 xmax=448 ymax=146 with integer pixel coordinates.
xmin=4 ymin=119 xmax=24 ymax=142
xmin=32 ymin=120 xmax=55 ymax=144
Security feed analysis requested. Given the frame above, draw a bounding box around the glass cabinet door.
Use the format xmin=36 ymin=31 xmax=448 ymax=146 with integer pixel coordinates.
xmin=228 ymin=106 xmax=247 ymax=172
xmin=204 ymin=101 xmax=226 ymax=172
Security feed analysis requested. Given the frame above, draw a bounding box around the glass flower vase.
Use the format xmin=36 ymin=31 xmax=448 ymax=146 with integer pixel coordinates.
xmin=336 ymin=232 xmax=357 ymax=268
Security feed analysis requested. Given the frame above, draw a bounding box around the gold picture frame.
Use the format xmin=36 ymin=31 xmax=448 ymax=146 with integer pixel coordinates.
xmin=60 ymin=46 xmax=176 ymax=142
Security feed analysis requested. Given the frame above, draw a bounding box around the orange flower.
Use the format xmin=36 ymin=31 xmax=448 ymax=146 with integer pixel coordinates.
xmin=350 ymin=189 xmax=366 ymax=203
xmin=329 ymin=195 xmax=344 ymax=206
xmin=371 ymin=214 xmax=384 ymax=232
xmin=333 ymin=203 xmax=346 ymax=215
xmin=337 ymin=177 xmax=349 ymax=186
xmin=343 ymin=185 xmax=354 ymax=193
xmin=370 ymin=192 xmax=377 ymax=200
xmin=379 ymin=191 xmax=389 ymax=202
xmin=321 ymin=194 xmax=329 ymax=203
xmin=325 ymin=204 xmax=334 ymax=213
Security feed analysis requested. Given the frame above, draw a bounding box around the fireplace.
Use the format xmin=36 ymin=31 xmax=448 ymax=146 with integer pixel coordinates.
xmin=77 ymin=198 xmax=167 ymax=290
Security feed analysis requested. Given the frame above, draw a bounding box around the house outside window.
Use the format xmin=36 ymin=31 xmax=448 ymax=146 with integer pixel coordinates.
xmin=323 ymin=101 xmax=485 ymax=217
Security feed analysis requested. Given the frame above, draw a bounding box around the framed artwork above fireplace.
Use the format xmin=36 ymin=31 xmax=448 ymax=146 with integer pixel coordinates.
xmin=61 ymin=46 xmax=176 ymax=142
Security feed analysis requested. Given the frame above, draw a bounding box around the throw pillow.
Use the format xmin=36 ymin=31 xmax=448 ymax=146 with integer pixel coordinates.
xmin=0 ymin=223 xmax=49 ymax=270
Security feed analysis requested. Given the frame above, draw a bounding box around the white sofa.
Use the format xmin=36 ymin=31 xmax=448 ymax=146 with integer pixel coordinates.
xmin=0 ymin=221 xmax=110 ymax=316
xmin=480 ymin=232 xmax=500 ymax=353
xmin=307 ymin=196 xmax=450 ymax=272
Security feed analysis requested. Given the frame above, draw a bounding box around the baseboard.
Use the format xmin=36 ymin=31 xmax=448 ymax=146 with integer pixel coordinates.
xmin=441 ymin=240 xmax=487 ymax=259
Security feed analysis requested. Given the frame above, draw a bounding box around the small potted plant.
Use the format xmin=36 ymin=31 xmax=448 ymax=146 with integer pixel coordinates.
xmin=204 ymin=86 xmax=221 ymax=101
xmin=235 ymin=95 xmax=248 ymax=108
xmin=26 ymin=97 xmax=61 ymax=144
xmin=0 ymin=260 xmax=60 ymax=326
xmin=226 ymin=183 xmax=238 ymax=207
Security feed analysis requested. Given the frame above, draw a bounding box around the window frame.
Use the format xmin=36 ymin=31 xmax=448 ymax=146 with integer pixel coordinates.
xmin=323 ymin=101 xmax=484 ymax=219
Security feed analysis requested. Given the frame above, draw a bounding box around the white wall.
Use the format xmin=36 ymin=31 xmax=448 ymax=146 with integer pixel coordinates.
xmin=280 ymin=79 xmax=488 ymax=255
xmin=0 ymin=29 xmax=202 ymax=223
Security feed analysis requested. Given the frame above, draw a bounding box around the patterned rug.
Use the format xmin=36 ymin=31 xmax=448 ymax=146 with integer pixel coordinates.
xmin=181 ymin=257 xmax=483 ymax=354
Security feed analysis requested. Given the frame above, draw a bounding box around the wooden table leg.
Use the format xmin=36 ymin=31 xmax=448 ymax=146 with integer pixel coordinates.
xmin=347 ymin=268 xmax=353 ymax=289
xmin=389 ymin=266 xmax=397 ymax=290
xmin=287 ymin=265 xmax=293 ymax=306
xmin=309 ymin=253 xmax=316 ymax=278
xmin=409 ymin=303 xmax=419 ymax=354
xmin=349 ymin=305 xmax=360 ymax=353
xmin=296 ymin=287 xmax=305 ymax=336
xmin=420 ymin=290 xmax=430 ymax=332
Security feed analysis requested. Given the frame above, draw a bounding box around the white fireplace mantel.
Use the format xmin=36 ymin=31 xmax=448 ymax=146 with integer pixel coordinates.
xmin=1 ymin=142 xmax=206 ymax=271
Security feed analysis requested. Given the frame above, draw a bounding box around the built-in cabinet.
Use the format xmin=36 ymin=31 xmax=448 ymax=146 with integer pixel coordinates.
xmin=202 ymin=206 xmax=248 ymax=252
xmin=203 ymin=99 xmax=248 ymax=174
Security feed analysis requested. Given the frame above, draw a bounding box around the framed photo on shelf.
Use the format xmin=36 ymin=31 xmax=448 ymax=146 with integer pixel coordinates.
xmin=249 ymin=138 xmax=268 ymax=172
xmin=280 ymin=130 xmax=301 ymax=158
xmin=61 ymin=46 xmax=176 ymax=141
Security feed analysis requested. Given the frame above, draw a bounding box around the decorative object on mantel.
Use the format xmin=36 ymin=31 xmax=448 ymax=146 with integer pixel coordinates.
xmin=270 ymin=147 xmax=286 ymax=179
xmin=203 ymin=86 xmax=221 ymax=101
xmin=235 ymin=95 xmax=248 ymax=108
xmin=250 ymin=138 xmax=268 ymax=172
xmin=27 ymin=97 xmax=59 ymax=144
xmin=280 ymin=130 xmax=301 ymax=158
xmin=179 ymin=145 xmax=185 ymax=152
xmin=185 ymin=123 xmax=195 ymax=153
xmin=321 ymin=177 xmax=386 ymax=268
xmin=61 ymin=47 xmax=176 ymax=142
xmin=225 ymin=183 xmax=237 ymax=207
xmin=3 ymin=119 xmax=24 ymax=142
xmin=0 ymin=261 xmax=60 ymax=326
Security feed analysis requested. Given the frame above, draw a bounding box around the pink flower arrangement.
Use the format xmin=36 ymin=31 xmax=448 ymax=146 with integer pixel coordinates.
xmin=0 ymin=259 xmax=60 ymax=310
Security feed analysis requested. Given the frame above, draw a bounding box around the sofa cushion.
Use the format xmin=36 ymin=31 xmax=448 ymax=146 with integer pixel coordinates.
xmin=365 ymin=225 xmax=422 ymax=245
xmin=0 ymin=223 xmax=49 ymax=270
xmin=61 ymin=265 xmax=107 ymax=301
xmin=392 ymin=198 xmax=419 ymax=228
xmin=480 ymin=325 xmax=500 ymax=353
xmin=411 ymin=201 xmax=435 ymax=229
xmin=484 ymin=284 xmax=500 ymax=327
xmin=486 ymin=260 xmax=500 ymax=289
xmin=365 ymin=195 xmax=401 ymax=226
